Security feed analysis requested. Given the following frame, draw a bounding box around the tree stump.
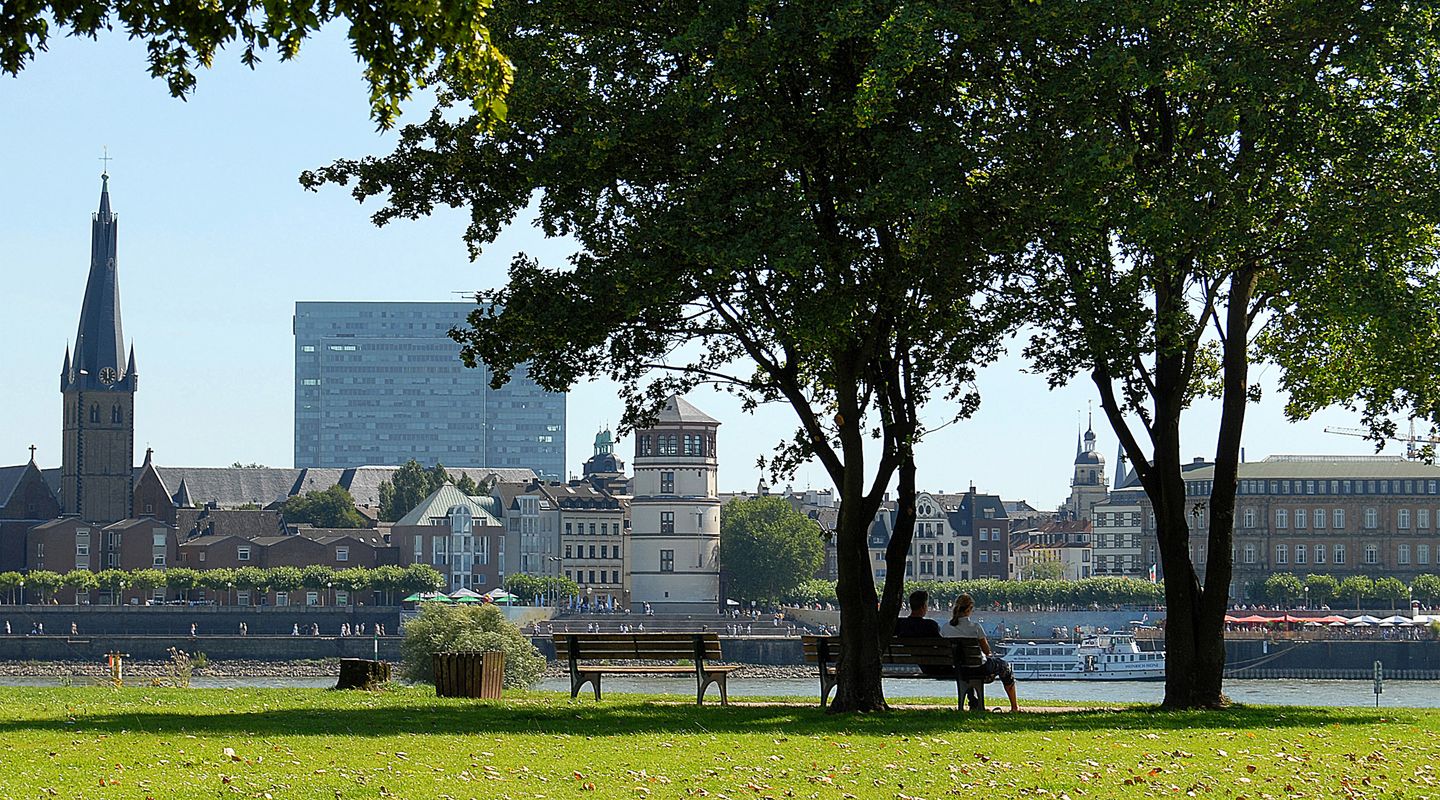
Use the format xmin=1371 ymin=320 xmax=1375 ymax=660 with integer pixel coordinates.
xmin=335 ymin=658 xmax=391 ymax=690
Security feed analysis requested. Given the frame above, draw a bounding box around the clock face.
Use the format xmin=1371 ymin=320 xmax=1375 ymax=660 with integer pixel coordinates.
xmin=98 ymin=367 xmax=117 ymax=385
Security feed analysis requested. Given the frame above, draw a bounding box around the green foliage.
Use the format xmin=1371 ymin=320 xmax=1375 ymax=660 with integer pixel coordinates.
xmin=1303 ymin=574 xmax=1339 ymax=606
xmin=400 ymin=564 xmax=446 ymax=594
xmin=0 ymin=0 xmax=511 ymax=129
xmin=399 ymin=603 xmax=544 ymax=688
xmin=1262 ymin=574 xmax=1305 ymax=606
xmin=789 ymin=578 xmax=1163 ymax=610
xmin=377 ymin=460 xmax=456 ymax=522
xmin=1372 ymin=577 xmax=1409 ymax=605
xmin=454 ymin=472 xmax=481 ymax=496
xmin=23 ymin=570 xmax=62 ymax=602
xmin=95 ymin=569 xmax=128 ymax=603
xmin=266 ymin=566 xmax=305 ymax=593
xmin=197 ymin=568 xmax=235 ymax=592
xmin=300 ymin=565 xmax=336 ymax=591
xmin=782 ymin=579 xmax=838 ymax=606
xmin=280 ymin=485 xmax=366 ymax=529
xmin=1020 ymin=560 xmax=1066 ymax=582
xmin=61 ymin=569 xmax=98 ymax=600
xmin=503 ymin=573 xmax=578 ymax=604
xmin=164 ymin=568 xmax=200 ymax=593
xmin=720 ymin=497 xmax=826 ymax=604
xmin=1411 ymin=574 xmax=1440 ymax=604
xmin=0 ymin=571 xmax=20 ymax=601
xmin=127 ymin=569 xmax=166 ymax=592
xmin=233 ymin=567 xmax=270 ymax=597
xmin=1338 ymin=576 xmax=1375 ymax=610
xmin=332 ymin=567 xmax=372 ymax=601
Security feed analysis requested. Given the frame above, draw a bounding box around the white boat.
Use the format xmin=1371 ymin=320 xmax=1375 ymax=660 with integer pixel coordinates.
xmin=998 ymin=633 xmax=1165 ymax=680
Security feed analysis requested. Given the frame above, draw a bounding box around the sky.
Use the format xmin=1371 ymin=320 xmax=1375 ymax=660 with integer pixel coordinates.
xmin=0 ymin=26 xmax=1404 ymax=509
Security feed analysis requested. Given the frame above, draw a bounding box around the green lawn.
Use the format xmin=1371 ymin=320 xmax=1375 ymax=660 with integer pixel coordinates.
xmin=0 ymin=687 xmax=1434 ymax=799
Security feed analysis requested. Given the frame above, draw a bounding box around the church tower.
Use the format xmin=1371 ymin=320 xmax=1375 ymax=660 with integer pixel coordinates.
xmin=1065 ymin=414 xmax=1107 ymax=522
xmin=60 ymin=173 xmax=137 ymax=523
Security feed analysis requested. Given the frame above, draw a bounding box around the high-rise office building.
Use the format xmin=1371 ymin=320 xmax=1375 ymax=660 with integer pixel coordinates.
xmin=293 ymin=302 xmax=565 ymax=478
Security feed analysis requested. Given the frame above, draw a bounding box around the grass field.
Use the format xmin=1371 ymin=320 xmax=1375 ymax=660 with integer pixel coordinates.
xmin=0 ymin=687 xmax=1435 ymax=799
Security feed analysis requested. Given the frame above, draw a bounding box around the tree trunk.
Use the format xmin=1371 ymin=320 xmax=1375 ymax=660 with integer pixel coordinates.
xmin=831 ymin=493 xmax=887 ymax=712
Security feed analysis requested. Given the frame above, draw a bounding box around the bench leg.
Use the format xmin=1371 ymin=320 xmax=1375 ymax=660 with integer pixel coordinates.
xmin=965 ymin=680 xmax=986 ymax=712
xmin=819 ymin=669 xmax=835 ymax=708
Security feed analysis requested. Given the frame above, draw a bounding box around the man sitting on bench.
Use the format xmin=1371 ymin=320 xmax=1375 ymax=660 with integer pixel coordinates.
xmin=942 ymin=593 xmax=1020 ymax=712
xmin=894 ymin=590 xmax=949 ymax=676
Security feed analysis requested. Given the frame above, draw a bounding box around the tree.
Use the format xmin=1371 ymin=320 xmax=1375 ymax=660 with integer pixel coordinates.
xmin=25 ymin=570 xmax=62 ymax=603
xmin=1262 ymin=574 xmax=1303 ymax=608
xmin=300 ymin=565 xmax=336 ymax=593
xmin=1020 ymin=560 xmax=1066 ymax=582
xmin=1 ymin=0 xmax=511 ymax=129
xmin=503 ymin=573 xmax=546 ymax=604
xmin=333 ymin=567 xmax=372 ymax=605
xmin=1303 ymin=574 xmax=1339 ymax=607
xmin=720 ymin=497 xmax=826 ymax=604
xmin=1011 ymin=1 xmax=1440 ymax=708
xmin=0 ymin=572 xmax=20 ymax=604
xmin=127 ymin=568 xmax=166 ymax=601
xmin=370 ymin=565 xmax=406 ymax=606
xmin=377 ymin=460 xmax=453 ymax=522
xmin=233 ymin=566 xmax=269 ymax=604
xmin=198 ymin=568 xmax=236 ymax=605
xmin=1411 ymin=574 xmax=1440 ymax=605
xmin=62 ymin=569 xmax=97 ymax=604
xmin=306 ymin=0 xmax=1018 ymax=713
xmin=266 ymin=566 xmax=305 ymax=594
xmin=1338 ymin=576 xmax=1375 ymax=612
xmin=164 ymin=568 xmax=200 ymax=602
xmin=95 ymin=569 xmax=128 ymax=605
xmin=399 ymin=603 xmax=545 ymax=687
xmin=399 ymin=564 xmax=445 ymax=594
xmin=454 ymin=472 xmax=481 ymax=496
xmin=280 ymin=485 xmax=366 ymax=529
xmin=1372 ymin=577 xmax=1409 ymax=611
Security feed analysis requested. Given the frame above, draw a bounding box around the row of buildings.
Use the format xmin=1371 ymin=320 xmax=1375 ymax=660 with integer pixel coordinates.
xmin=0 ymin=176 xmax=723 ymax=611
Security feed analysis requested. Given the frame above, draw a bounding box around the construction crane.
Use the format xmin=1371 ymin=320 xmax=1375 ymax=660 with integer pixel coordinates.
xmin=1324 ymin=421 xmax=1440 ymax=461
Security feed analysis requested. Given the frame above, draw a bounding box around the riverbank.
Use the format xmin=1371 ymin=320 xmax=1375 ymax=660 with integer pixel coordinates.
xmin=0 ymin=658 xmax=343 ymax=678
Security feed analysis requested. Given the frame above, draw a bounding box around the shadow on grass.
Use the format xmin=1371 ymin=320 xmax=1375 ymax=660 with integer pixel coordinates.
xmin=0 ymin=694 xmax=1406 ymax=739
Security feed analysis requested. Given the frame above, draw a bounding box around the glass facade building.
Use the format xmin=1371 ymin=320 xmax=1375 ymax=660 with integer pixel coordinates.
xmin=293 ymin=302 xmax=565 ymax=478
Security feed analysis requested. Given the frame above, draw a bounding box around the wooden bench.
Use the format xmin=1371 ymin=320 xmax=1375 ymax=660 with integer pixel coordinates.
xmin=553 ymin=632 xmax=740 ymax=705
xmin=802 ymin=635 xmax=991 ymax=711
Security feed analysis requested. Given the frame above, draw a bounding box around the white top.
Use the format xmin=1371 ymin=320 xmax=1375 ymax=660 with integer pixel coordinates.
xmin=941 ymin=616 xmax=986 ymax=640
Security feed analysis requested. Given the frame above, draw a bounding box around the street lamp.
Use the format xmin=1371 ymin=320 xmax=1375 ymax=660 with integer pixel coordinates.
xmin=17 ymin=579 xmax=24 ymax=606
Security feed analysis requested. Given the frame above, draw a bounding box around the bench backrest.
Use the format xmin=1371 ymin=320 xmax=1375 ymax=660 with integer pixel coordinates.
xmin=554 ymin=633 xmax=723 ymax=663
xmin=802 ymin=634 xmax=985 ymax=669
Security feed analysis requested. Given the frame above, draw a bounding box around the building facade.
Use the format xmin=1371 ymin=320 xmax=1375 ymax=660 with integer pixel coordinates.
xmin=628 ymin=396 xmax=721 ymax=612
xmin=293 ymin=302 xmax=566 ymax=479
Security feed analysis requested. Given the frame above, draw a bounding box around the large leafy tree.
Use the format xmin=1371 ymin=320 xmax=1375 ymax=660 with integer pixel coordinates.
xmin=720 ymin=497 xmax=826 ymax=604
xmin=307 ymin=0 xmax=1018 ymax=712
xmin=378 ymin=460 xmax=458 ymax=521
xmin=0 ymin=0 xmax=510 ymax=128
xmin=1011 ymin=0 xmax=1440 ymax=708
xmin=281 ymin=485 xmax=367 ymax=529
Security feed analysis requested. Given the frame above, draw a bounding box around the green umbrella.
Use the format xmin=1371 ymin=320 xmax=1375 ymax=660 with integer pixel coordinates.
xmin=452 ymin=595 xmax=483 ymax=603
xmin=402 ymin=592 xmax=423 ymax=602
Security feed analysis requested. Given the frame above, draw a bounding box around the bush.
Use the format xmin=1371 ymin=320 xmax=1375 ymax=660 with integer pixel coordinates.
xmin=400 ymin=603 xmax=545 ymax=688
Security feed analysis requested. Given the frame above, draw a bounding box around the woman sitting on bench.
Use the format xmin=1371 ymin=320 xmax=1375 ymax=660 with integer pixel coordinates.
xmin=941 ymin=594 xmax=1020 ymax=712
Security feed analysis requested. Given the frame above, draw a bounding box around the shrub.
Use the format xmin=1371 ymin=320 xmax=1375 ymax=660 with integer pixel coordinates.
xmin=400 ymin=603 xmax=545 ymax=688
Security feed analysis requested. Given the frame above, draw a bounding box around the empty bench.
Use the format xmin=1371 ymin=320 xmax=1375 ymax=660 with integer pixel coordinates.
xmin=802 ymin=634 xmax=991 ymax=711
xmin=553 ymin=632 xmax=740 ymax=705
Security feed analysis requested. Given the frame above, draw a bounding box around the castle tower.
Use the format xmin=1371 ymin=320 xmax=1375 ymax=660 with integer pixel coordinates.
xmin=628 ymin=395 xmax=720 ymax=612
xmin=60 ymin=174 xmax=136 ymax=523
xmin=1065 ymin=414 xmax=1107 ymax=522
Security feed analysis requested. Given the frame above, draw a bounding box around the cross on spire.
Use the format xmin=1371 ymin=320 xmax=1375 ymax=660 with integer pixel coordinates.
xmin=28 ymin=444 xmax=36 ymax=462
xmin=99 ymin=146 xmax=113 ymax=176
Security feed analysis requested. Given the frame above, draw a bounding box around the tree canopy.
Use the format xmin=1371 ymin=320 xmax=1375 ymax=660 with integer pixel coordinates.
xmin=378 ymin=460 xmax=464 ymax=522
xmin=1 ymin=0 xmax=511 ymax=128
xmin=1010 ymin=0 xmax=1440 ymax=708
xmin=280 ymin=485 xmax=367 ymax=529
xmin=307 ymin=0 xmax=1020 ymax=714
xmin=720 ymin=497 xmax=826 ymax=604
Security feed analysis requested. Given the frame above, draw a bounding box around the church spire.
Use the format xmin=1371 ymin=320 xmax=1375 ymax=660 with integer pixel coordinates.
xmin=72 ymin=173 xmax=129 ymax=391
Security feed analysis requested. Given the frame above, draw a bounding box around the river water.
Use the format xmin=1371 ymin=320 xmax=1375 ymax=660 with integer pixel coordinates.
xmin=0 ymin=675 xmax=1428 ymax=706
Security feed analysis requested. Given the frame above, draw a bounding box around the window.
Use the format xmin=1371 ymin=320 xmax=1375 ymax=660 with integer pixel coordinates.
xmin=153 ymin=531 xmax=166 ymax=547
xmin=276 ymin=592 xmax=289 ymax=607
xmin=1365 ymin=508 xmax=1379 ymax=529
xmin=565 ymin=523 xmax=572 ymax=535
xmin=1313 ymin=509 xmax=1326 ymax=529
xmin=238 ymin=545 xmax=251 ymax=562
xmin=660 ymin=471 xmax=674 ymax=494
xmin=612 ymin=570 xmax=620 ymax=583
xmin=76 ymin=531 xmax=90 ymax=557
xmin=336 ymin=546 xmax=349 ymax=562
xmin=301 ymin=379 xmax=320 ymax=386
xmin=153 ymin=554 xmax=165 ymax=567
xmin=1275 ymin=509 xmax=1288 ymax=529
xmin=589 ymin=545 xmax=596 ymax=559
xmin=660 ymin=512 xmax=675 ymax=534
xmin=1243 ymin=544 xmax=1256 ymax=564
xmin=600 ymin=545 xmax=608 ymax=559
xmin=111 ymin=405 xmax=122 ymax=423
xmin=614 ymin=541 xmax=622 ymax=558
xmin=589 ymin=523 xmax=597 ymax=536
xmin=1333 ymin=509 xmax=1345 ymax=530
xmin=1364 ymin=544 xmax=1379 ymax=565
xmin=1420 ymin=544 xmax=1431 ymax=565
xmin=1314 ymin=544 xmax=1325 ymax=564
xmin=979 ymin=551 xmax=989 ymax=563
xmin=1420 ymin=509 xmax=1432 ymax=530
xmin=89 ymin=404 xmax=99 ymax=422
xmin=639 ymin=435 xmax=652 ymax=456
xmin=301 ymin=345 xmax=316 ymax=352
xmin=1243 ymin=508 xmax=1256 ymax=528
xmin=1399 ymin=544 xmax=1412 ymax=565
xmin=1334 ymin=544 xmax=1346 ymax=564
xmin=660 ymin=550 xmax=674 ymax=572
xmin=1294 ymin=510 xmax=1307 ymax=529
xmin=658 ymin=435 xmax=678 ymax=455
xmin=1294 ymin=544 xmax=1307 ymax=565
xmin=1399 ymin=509 xmax=1412 ymax=529
xmin=1276 ymin=544 xmax=1288 ymax=565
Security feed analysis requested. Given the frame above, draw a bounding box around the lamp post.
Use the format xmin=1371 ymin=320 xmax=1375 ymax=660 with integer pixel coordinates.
xmin=326 ymin=581 xmax=333 ymax=608
xmin=1304 ymin=585 xmax=1310 ymax=611
xmin=17 ymin=579 xmax=23 ymax=606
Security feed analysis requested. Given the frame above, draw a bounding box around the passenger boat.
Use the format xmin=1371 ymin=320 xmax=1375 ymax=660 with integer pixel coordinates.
xmin=997 ymin=633 xmax=1166 ymax=680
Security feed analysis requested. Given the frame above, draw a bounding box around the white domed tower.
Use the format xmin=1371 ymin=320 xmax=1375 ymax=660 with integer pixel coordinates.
xmin=1065 ymin=414 xmax=1108 ymax=522
xmin=629 ymin=395 xmax=720 ymax=613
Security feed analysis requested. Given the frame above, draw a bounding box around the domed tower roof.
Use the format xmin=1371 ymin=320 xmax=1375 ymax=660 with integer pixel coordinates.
xmin=1074 ymin=412 xmax=1104 ymax=465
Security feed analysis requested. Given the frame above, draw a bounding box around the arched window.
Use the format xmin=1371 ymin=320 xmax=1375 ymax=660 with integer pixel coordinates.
xmin=89 ymin=404 xmax=100 ymax=423
xmin=111 ymin=405 xmax=122 ymax=423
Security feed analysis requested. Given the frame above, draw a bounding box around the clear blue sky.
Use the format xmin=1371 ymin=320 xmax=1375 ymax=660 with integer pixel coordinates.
xmin=0 ymin=26 xmax=1395 ymax=508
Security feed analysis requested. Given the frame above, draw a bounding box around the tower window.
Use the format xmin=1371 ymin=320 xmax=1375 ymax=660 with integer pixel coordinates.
xmin=111 ymin=405 xmax=122 ymax=423
xmin=89 ymin=405 xmax=100 ymax=423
